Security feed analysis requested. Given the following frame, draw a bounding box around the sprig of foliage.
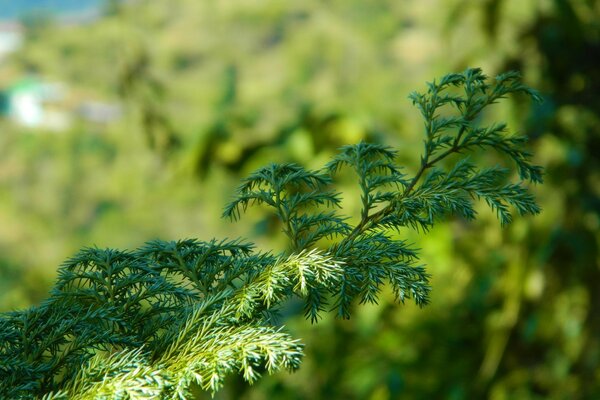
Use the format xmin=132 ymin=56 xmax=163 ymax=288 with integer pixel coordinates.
xmin=223 ymin=164 xmax=350 ymax=252
xmin=0 ymin=68 xmax=542 ymax=399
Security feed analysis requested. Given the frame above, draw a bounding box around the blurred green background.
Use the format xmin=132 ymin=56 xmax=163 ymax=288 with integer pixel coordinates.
xmin=0 ymin=0 xmax=598 ymax=399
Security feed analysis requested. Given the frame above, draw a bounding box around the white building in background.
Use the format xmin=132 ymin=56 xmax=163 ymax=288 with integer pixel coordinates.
xmin=0 ymin=21 xmax=23 ymax=62
xmin=0 ymin=77 xmax=123 ymax=131
xmin=1 ymin=78 xmax=71 ymax=131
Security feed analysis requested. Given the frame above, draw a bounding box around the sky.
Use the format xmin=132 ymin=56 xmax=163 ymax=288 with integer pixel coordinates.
xmin=0 ymin=0 xmax=102 ymax=20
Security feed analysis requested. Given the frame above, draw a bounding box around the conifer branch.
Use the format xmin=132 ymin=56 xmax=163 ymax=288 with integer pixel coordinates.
xmin=0 ymin=68 xmax=543 ymax=399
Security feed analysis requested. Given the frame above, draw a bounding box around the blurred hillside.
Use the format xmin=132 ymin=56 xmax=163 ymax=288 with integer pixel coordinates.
xmin=0 ymin=0 xmax=598 ymax=399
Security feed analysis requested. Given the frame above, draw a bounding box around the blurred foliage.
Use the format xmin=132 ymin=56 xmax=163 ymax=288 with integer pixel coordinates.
xmin=0 ymin=0 xmax=598 ymax=398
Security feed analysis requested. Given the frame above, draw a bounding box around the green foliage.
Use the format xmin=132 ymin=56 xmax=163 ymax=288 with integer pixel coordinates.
xmin=222 ymin=164 xmax=349 ymax=252
xmin=0 ymin=69 xmax=542 ymax=399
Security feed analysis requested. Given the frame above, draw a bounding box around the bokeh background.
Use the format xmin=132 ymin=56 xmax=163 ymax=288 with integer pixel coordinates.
xmin=0 ymin=0 xmax=598 ymax=399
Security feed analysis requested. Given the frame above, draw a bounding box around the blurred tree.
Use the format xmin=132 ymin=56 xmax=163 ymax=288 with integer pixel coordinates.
xmin=117 ymin=43 xmax=181 ymax=156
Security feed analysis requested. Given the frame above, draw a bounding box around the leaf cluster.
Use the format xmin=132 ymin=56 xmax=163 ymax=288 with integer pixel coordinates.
xmin=0 ymin=68 xmax=542 ymax=399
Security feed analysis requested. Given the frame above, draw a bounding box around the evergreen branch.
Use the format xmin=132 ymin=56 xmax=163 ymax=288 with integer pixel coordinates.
xmin=223 ymin=163 xmax=346 ymax=251
xmin=0 ymin=68 xmax=543 ymax=399
xmin=341 ymin=68 xmax=542 ymax=242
